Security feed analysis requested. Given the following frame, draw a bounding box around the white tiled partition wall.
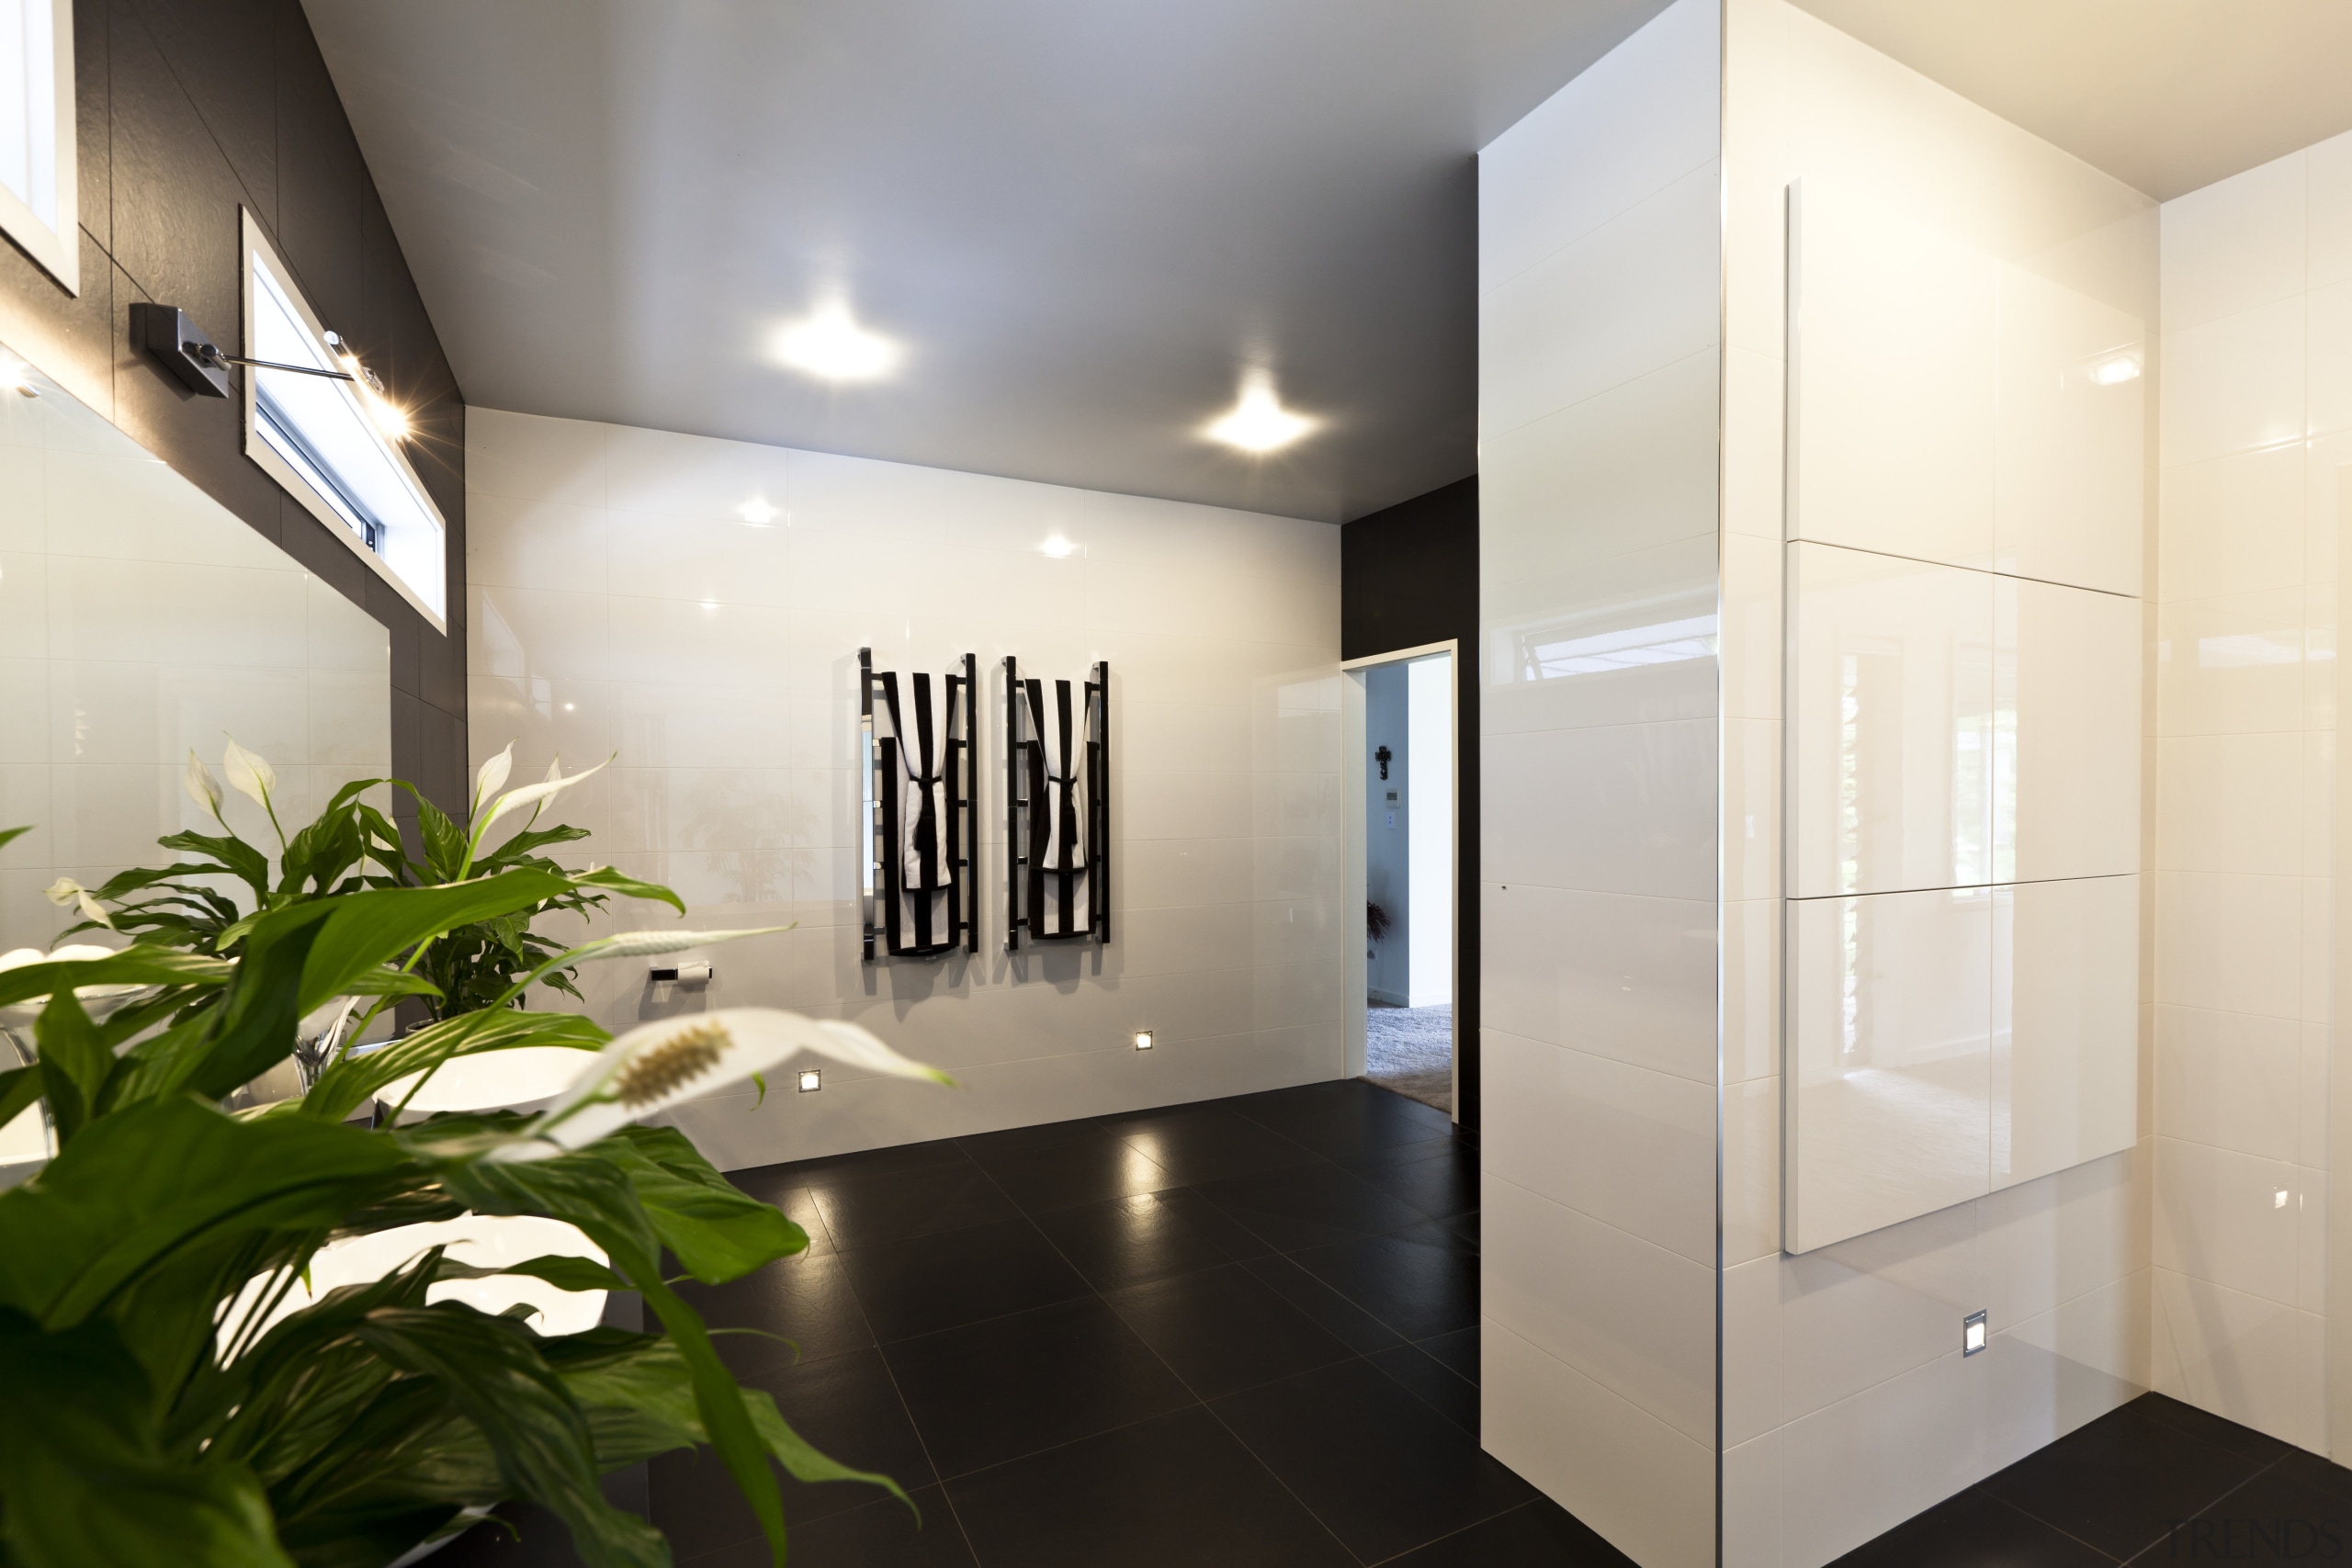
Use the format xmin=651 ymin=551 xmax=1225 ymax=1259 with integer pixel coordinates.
xmin=464 ymin=408 xmax=1343 ymax=1166
xmin=1475 ymin=1 xmax=1723 ymax=1562
xmin=2152 ymin=128 xmax=2352 ymax=1455
xmin=1718 ymin=0 xmax=2158 ymax=1562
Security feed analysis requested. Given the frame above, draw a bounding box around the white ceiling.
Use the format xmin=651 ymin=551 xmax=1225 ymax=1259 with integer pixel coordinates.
xmin=300 ymin=0 xmax=1670 ymax=524
xmin=1791 ymin=0 xmax=2352 ymax=202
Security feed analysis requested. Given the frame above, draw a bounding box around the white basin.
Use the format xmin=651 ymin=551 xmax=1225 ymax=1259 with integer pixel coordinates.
xmin=377 ymin=1045 xmax=598 ymax=1116
xmin=221 ymin=1213 xmax=610 ymax=1350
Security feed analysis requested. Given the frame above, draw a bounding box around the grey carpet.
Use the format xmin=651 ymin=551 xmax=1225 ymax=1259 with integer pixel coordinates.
xmin=1364 ymin=1003 xmax=1453 ymax=1114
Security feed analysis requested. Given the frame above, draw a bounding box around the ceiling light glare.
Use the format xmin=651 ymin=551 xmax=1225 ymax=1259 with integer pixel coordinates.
xmin=774 ymin=303 xmax=903 ymax=382
xmin=740 ymin=499 xmax=781 ymax=525
xmin=2090 ymin=355 xmax=2141 ymax=387
xmin=0 ymin=357 xmax=36 ymax=397
xmin=1205 ymin=373 xmax=1316 ymax=454
xmin=1041 ymin=536 xmax=1075 ymax=558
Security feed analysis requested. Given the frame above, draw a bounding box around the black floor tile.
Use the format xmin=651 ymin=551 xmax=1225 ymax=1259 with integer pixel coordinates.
xmin=1030 ymin=1187 xmax=1271 ymax=1292
xmin=1102 ymin=1105 xmax=1326 ymax=1185
xmin=1195 ymin=1160 xmax=1432 ymax=1251
xmin=1383 ymin=1496 xmax=1637 ymax=1567
xmin=808 ymin=1160 xmax=1021 ymax=1251
xmin=2127 ymin=1392 xmax=2295 ymax=1464
xmin=1370 ymin=1342 xmax=1479 ymax=1435
xmin=2272 ymin=1447 xmax=2352 ymax=1505
xmin=834 ymin=1218 xmax=1091 ymax=1343
xmin=966 ymin=1131 xmax=1175 ymax=1214
xmin=953 ymin=1117 xmax=1106 ymax=1160
xmin=1355 ymin=1138 xmax=1481 ymax=1222
xmin=1103 ymin=1261 xmax=1358 ymax=1399
xmin=1234 ymin=1082 xmax=1454 ymax=1164
xmin=762 ymin=1137 xmax=969 ymax=1187
xmin=1419 ymin=1325 xmax=1479 ymax=1384
xmin=1827 ymin=1488 xmax=2109 ymax=1567
xmin=944 ymin=1406 xmax=1356 ymax=1568
xmin=880 ymin=1298 xmax=1194 ymax=1478
xmin=677 ymin=1250 xmax=875 ymax=1379
xmin=1981 ymin=1402 xmax=2269 ymax=1561
xmin=679 ymin=1484 xmax=975 ymax=1568
xmin=648 ymin=1348 xmax=933 ymax=1559
xmin=1238 ymin=1252 xmax=1405 ymax=1353
xmin=2161 ymin=1458 xmax=2352 ymax=1563
xmin=1211 ymin=1357 xmax=1533 ymax=1563
xmin=704 ymin=1180 xmax=835 ymax=1255
xmin=1291 ymin=1221 xmax=1479 ymax=1339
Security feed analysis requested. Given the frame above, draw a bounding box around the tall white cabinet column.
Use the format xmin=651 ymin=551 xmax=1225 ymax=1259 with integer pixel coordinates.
xmin=1479 ymin=3 xmax=2160 ymax=1564
xmin=1475 ymin=2 xmax=1724 ymax=1562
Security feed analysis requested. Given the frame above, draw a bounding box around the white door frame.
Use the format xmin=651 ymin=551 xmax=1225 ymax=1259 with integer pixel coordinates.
xmin=1339 ymin=637 xmax=1460 ymax=1121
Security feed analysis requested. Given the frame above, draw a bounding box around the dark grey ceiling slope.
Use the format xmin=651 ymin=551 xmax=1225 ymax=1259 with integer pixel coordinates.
xmin=299 ymin=0 xmax=1668 ymax=523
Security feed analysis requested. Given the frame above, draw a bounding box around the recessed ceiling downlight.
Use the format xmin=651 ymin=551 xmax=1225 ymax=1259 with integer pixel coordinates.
xmin=773 ymin=303 xmax=902 ymax=382
xmin=1204 ymin=373 xmax=1316 ymax=454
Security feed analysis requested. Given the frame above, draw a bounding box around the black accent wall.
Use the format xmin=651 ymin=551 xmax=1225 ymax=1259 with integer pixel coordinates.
xmin=0 ymin=0 xmax=468 ymax=819
xmin=1340 ymin=475 xmax=1479 ymax=1125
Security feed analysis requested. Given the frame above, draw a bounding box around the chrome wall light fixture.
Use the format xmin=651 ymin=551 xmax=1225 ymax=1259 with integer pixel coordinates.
xmin=131 ymin=302 xmax=390 ymax=400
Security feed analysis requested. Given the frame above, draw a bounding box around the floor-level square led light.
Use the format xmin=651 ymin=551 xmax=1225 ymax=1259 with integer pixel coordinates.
xmin=1133 ymin=1031 xmax=1154 ymax=1051
xmin=797 ymin=1069 xmax=822 ymax=1093
xmin=1962 ymin=1310 xmax=1987 ymax=1356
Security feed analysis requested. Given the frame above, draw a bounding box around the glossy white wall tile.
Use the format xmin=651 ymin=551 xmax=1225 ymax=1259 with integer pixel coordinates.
xmin=466 ymin=407 xmax=1341 ymax=1163
xmin=1724 ymin=0 xmax=2158 ymax=1554
xmin=1477 ymin=0 xmax=1722 ymax=1556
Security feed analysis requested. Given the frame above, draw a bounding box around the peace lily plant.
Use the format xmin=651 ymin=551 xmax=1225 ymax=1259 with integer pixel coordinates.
xmin=0 ymin=743 xmax=951 ymax=1568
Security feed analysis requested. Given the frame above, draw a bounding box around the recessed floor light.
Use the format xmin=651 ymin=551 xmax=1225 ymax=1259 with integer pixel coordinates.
xmin=1962 ymin=1310 xmax=1986 ymax=1355
xmin=774 ymin=303 xmax=902 ymax=382
xmin=1133 ymin=1031 xmax=1154 ymax=1051
xmin=797 ymin=1069 xmax=822 ymax=1093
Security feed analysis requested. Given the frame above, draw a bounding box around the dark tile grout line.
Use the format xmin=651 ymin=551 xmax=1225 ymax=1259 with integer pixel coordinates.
xmin=2113 ymin=1446 xmax=2298 ymax=1565
xmin=741 ymin=1086 xmax=1477 ymax=1568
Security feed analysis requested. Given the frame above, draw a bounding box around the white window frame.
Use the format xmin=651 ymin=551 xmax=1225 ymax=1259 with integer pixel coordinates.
xmin=240 ymin=209 xmax=448 ymax=632
xmin=0 ymin=0 xmax=79 ymax=293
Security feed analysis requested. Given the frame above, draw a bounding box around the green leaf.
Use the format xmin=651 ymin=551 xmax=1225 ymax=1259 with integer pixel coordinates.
xmin=0 ymin=948 xmax=235 ymax=1013
xmin=0 ymin=1063 xmax=40 ymax=1132
xmin=31 ymin=990 xmax=110 ymax=1144
xmin=300 ymin=1010 xmax=607 ymax=1124
xmin=340 ymin=968 xmax=446 ymax=1000
xmin=157 ymin=829 xmax=273 ymax=898
xmin=600 ymin=1126 xmax=807 ymax=1284
xmin=571 ymin=866 xmax=685 ymax=915
xmin=0 ymin=823 xmax=28 ymax=851
xmin=0 ymin=1308 xmax=298 ymax=1568
xmin=0 ymin=1098 xmax=405 ymax=1332
xmin=294 ymin=871 xmax=574 ymax=1017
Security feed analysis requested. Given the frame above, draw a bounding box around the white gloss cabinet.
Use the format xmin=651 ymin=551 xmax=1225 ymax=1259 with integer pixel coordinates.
xmin=1782 ymin=181 xmax=2145 ymax=1256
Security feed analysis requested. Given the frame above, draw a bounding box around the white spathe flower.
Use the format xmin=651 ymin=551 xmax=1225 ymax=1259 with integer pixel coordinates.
xmin=471 ymin=743 xmax=514 ymax=818
xmin=221 ymin=737 xmax=277 ymax=812
xmin=42 ymin=878 xmax=114 ymax=931
xmin=476 ymin=755 xmax=608 ymax=843
xmin=497 ymin=1009 xmax=952 ymax=1158
xmin=0 ymin=943 xmax=153 ymax=1029
xmin=184 ymin=751 xmax=224 ymax=818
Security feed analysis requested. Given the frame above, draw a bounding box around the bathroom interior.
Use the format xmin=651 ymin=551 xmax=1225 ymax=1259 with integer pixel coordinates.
xmin=1 ymin=0 xmax=2350 ymax=1564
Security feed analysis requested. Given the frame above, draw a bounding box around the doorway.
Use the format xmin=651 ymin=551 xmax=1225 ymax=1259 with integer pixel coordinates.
xmin=1343 ymin=643 xmax=1456 ymax=1116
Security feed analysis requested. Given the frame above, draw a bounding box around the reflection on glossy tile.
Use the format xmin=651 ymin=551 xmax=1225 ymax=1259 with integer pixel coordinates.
xmin=1787 ymin=543 xmax=1995 ymax=898
xmin=1787 ymin=887 xmax=1992 ymax=1252
xmin=1790 ymin=179 xmax=1996 ymax=570
xmin=1992 ymin=876 xmax=2139 ymax=1190
xmin=1999 ymin=580 xmax=2141 ymax=883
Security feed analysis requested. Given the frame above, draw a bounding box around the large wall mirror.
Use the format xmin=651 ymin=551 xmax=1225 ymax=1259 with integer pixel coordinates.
xmin=0 ymin=339 xmax=392 ymax=1177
